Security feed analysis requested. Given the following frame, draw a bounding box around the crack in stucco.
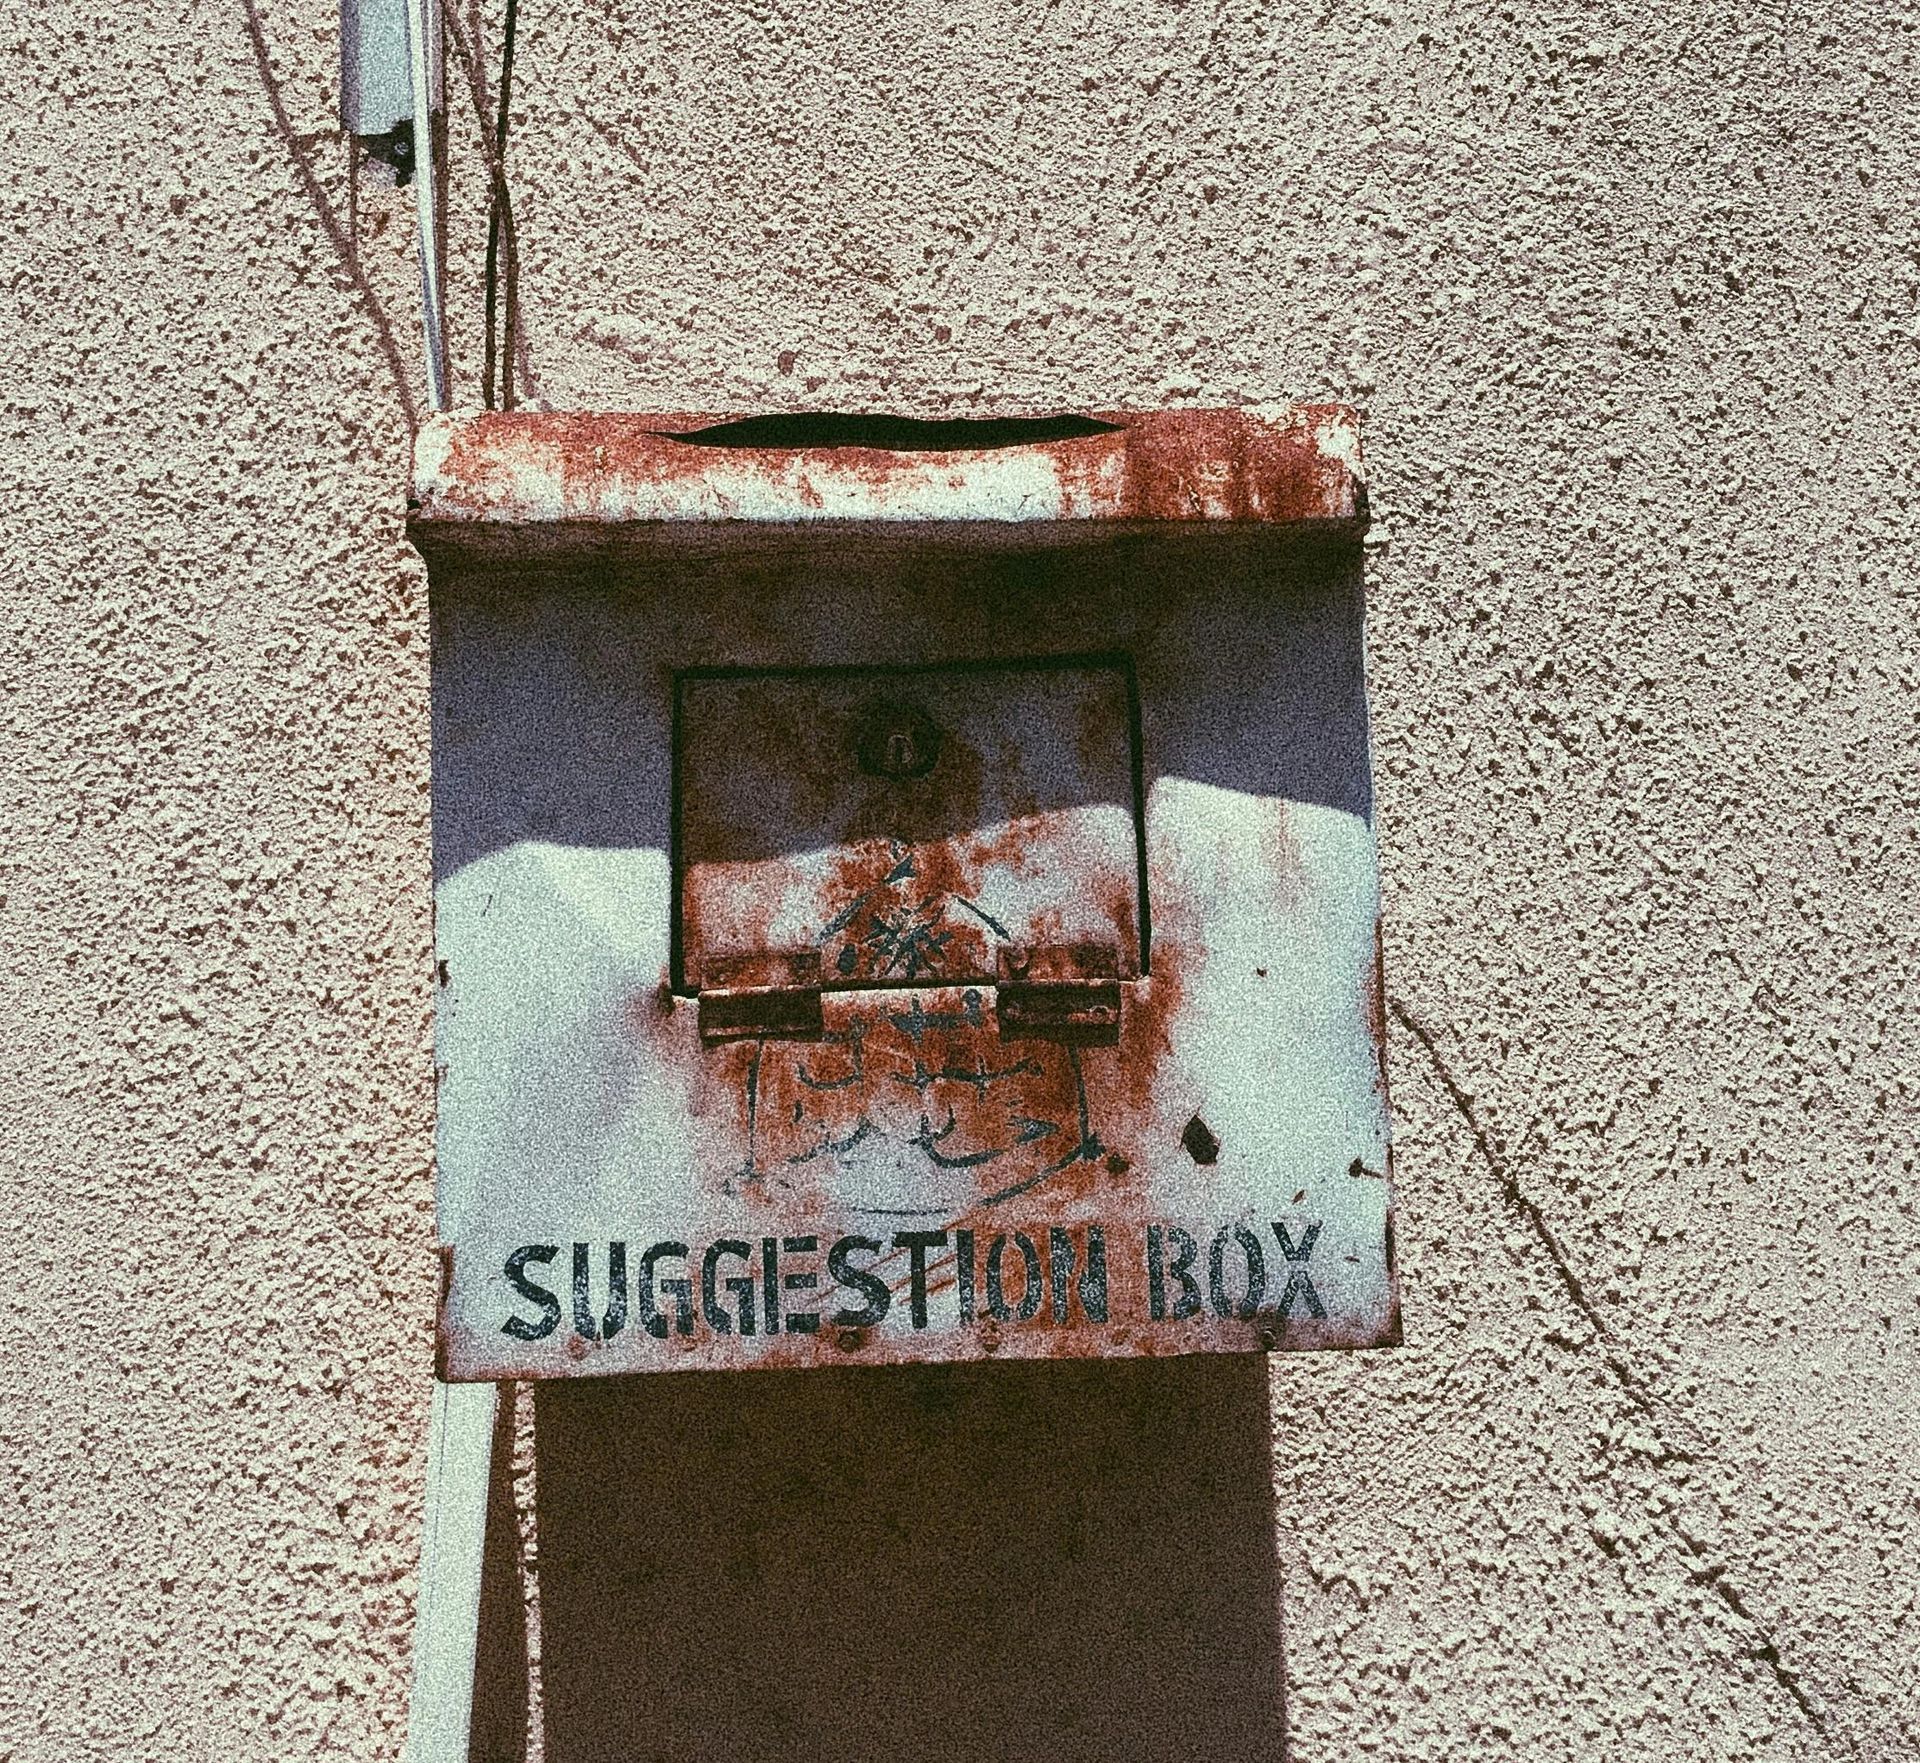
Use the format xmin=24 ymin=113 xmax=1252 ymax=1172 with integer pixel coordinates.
xmin=1389 ymin=993 xmax=1852 ymax=1755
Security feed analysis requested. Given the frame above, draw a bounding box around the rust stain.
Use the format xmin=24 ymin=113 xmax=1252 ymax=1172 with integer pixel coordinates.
xmin=679 ymin=661 xmax=1144 ymax=988
xmin=1099 ymin=875 xmax=1140 ymax=983
xmin=1248 ymin=796 xmax=1308 ymax=916
xmin=1109 ymin=936 xmax=1185 ymax=1121
xmin=1361 ymin=917 xmax=1391 ymax=1108
xmin=413 ymin=407 xmax=1364 ymax=534
xmin=678 ymin=981 xmax=1145 ymax=1231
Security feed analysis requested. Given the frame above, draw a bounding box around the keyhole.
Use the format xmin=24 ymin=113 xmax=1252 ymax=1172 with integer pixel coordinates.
xmin=855 ymin=699 xmax=942 ymax=781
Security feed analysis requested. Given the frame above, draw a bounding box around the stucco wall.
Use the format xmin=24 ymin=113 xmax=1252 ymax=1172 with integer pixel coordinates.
xmin=2 ymin=0 xmax=1916 ymax=1758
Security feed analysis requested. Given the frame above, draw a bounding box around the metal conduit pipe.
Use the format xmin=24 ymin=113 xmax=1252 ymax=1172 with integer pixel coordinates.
xmin=405 ymin=0 xmax=449 ymax=410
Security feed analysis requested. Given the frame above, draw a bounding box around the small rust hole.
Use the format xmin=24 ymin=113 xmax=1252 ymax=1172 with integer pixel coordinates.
xmin=1181 ymin=1115 xmax=1220 ymax=1165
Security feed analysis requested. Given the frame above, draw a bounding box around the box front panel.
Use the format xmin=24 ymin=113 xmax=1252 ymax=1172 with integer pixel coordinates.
xmin=431 ymin=535 xmax=1394 ymax=1378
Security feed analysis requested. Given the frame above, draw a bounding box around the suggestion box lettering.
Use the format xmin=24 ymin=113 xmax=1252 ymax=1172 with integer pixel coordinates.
xmin=497 ymin=1222 xmax=1328 ymax=1344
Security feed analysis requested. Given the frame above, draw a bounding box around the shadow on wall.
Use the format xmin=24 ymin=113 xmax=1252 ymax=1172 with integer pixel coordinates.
xmin=469 ymin=1353 xmax=1287 ymax=1762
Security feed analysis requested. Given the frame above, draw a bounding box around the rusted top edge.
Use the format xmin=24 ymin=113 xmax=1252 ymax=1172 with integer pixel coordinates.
xmin=408 ymin=406 xmax=1365 ymax=531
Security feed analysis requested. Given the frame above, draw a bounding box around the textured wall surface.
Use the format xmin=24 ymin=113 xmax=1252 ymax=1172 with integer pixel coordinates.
xmin=2 ymin=0 xmax=1917 ymax=1757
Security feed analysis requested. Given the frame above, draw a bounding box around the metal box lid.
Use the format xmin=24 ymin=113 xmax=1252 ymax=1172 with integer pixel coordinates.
xmin=409 ymin=405 xmax=1365 ymax=533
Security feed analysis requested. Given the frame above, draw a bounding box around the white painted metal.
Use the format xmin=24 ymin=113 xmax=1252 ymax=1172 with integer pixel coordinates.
xmin=425 ymin=548 xmax=1393 ymax=1375
xmin=410 ymin=406 xmax=1365 ymax=528
xmin=403 ymin=1379 xmax=500 ymax=1763
xmin=339 ymin=0 xmax=412 ymax=138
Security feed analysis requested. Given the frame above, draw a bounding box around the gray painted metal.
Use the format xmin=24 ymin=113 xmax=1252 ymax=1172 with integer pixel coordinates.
xmin=414 ymin=408 xmax=1396 ymax=1379
xmin=402 ymin=1380 xmax=497 ymax=1763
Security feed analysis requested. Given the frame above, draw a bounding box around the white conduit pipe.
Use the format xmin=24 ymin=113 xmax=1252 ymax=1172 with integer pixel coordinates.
xmin=406 ymin=0 xmax=450 ymax=410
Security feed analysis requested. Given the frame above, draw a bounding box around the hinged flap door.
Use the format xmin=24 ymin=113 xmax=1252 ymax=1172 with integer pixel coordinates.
xmin=676 ymin=658 xmax=1146 ymax=994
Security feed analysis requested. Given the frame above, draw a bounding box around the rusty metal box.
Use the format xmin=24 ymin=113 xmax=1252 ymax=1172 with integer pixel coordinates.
xmin=412 ymin=408 xmax=1396 ymax=1378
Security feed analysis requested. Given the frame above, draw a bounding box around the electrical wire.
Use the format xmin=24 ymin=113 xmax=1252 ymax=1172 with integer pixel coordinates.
xmin=482 ymin=0 xmax=521 ymax=411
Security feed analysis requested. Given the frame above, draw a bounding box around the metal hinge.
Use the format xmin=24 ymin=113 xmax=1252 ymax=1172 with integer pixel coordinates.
xmin=996 ymin=943 xmax=1124 ymax=1045
xmin=697 ymin=950 xmax=824 ymax=1043
xmin=696 ymin=942 xmax=1126 ymax=1045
